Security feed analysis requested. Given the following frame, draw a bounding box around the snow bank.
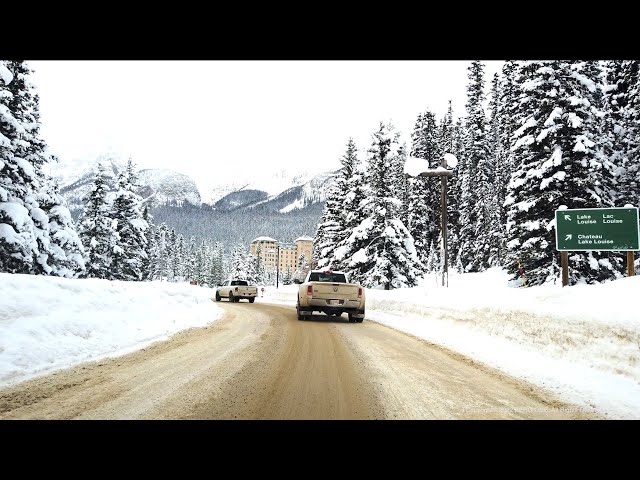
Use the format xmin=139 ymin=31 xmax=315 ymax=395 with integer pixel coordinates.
xmin=0 ymin=273 xmax=222 ymax=388
xmin=365 ymin=269 xmax=640 ymax=418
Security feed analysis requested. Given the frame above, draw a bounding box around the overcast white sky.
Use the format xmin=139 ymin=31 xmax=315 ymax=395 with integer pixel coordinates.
xmin=29 ymin=61 xmax=502 ymax=189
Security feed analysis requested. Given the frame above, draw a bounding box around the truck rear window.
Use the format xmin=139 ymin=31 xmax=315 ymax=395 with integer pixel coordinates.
xmin=308 ymin=273 xmax=347 ymax=283
xmin=231 ymin=280 xmax=249 ymax=286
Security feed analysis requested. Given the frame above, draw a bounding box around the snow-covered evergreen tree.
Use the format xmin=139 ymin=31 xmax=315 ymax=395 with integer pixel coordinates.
xmin=336 ymin=122 xmax=422 ymax=289
xmin=183 ymin=236 xmax=196 ymax=281
xmin=110 ymin=158 xmax=148 ymax=281
xmin=494 ymin=61 xmax=520 ymax=266
xmin=313 ymin=138 xmax=360 ymax=269
xmin=194 ymin=239 xmax=207 ymax=283
xmin=36 ymin=181 xmax=86 ymax=277
xmin=254 ymin=244 xmax=267 ymax=285
xmin=394 ymin=141 xmax=411 ymax=229
xmin=459 ymin=60 xmax=492 ymax=272
xmin=1 ymin=60 xmax=85 ymax=277
xmin=146 ymin=223 xmax=160 ymax=280
xmin=210 ymin=242 xmax=224 ymax=285
xmin=486 ymin=72 xmax=504 ymax=266
xmin=408 ymin=110 xmax=440 ymax=268
xmin=78 ymin=161 xmax=118 ymax=279
xmin=141 ymin=206 xmax=155 ymax=280
xmin=173 ymin=233 xmax=185 ymax=281
xmin=164 ymin=226 xmax=175 ymax=280
xmin=294 ymin=252 xmax=309 ymax=282
xmin=604 ymin=60 xmax=640 ymax=208
xmin=281 ymin=266 xmax=293 ymax=285
xmin=228 ymin=242 xmax=256 ymax=281
xmin=505 ymin=61 xmax=617 ymax=286
xmin=447 ymin=116 xmax=465 ymax=270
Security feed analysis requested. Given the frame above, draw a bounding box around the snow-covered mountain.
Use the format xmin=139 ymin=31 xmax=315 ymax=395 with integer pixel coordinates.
xmin=53 ymin=156 xmax=201 ymax=213
xmin=52 ymin=152 xmax=333 ymax=213
xmin=202 ymin=168 xmax=327 ymax=205
xmin=55 ymin=155 xmax=125 ymax=212
xmin=51 ymin=154 xmax=335 ymax=247
xmin=137 ymin=169 xmax=201 ymax=206
xmin=211 ymin=170 xmax=337 ymax=213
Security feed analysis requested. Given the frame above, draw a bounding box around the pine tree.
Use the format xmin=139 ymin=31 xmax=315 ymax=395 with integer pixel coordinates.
xmin=459 ymin=60 xmax=492 ymax=272
xmin=495 ymin=61 xmax=520 ymax=266
xmin=229 ymin=242 xmax=249 ymax=280
xmin=394 ymin=141 xmax=411 ymax=229
xmin=486 ymin=72 xmax=504 ymax=266
xmin=164 ymin=226 xmax=175 ymax=280
xmin=294 ymin=252 xmax=309 ymax=282
xmin=313 ymin=138 xmax=360 ymax=269
xmin=604 ymin=60 xmax=640 ymax=207
xmin=78 ymin=162 xmax=119 ymax=279
xmin=408 ymin=110 xmax=440 ymax=268
xmin=210 ymin=242 xmax=224 ymax=285
xmin=253 ymin=244 xmax=266 ymax=284
xmin=1 ymin=60 xmax=85 ymax=277
xmin=183 ymin=236 xmax=196 ymax=281
xmin=505 ymin=61 xmax=617 ymax=286
xmin=447 ymin=116 xmax=465 ymax=269
xmin=146 ymin=224 xmax=159 ymax=280
xmin=604 ymin=60 xmax=640 ymax=274
xmin=173 ymin=233 xmax=185 ymax=281
xmin=36 ymin=181 xmax=86 ymax=277
xmin=337 ymin=122 xmax=422 ymax=289
xmin=110 ymin=158 xmax=148 ymax=281
xmin=195 ymin=239 xmax=206 ymax=283
xmin=141 ymin=205 xmax=155 ymax=280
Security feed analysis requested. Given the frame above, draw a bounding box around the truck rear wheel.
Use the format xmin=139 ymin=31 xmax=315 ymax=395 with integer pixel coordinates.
xmin=228 ymin=292 xmax=234 ymax=302
xmin=215 ymin=291 xmax=221 ymax=302
xmin=249 ymin=297 xmax=255 ymax=303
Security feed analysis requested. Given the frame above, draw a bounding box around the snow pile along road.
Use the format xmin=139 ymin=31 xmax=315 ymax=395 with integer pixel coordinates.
xmin=0 ymin=273 xmax=222 ymax=388
xmin=365 ymin=269 xmax=640 ymax=418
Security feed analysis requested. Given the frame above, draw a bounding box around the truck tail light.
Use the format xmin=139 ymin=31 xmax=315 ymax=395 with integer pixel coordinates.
xmin=307 ymin=285 xmax=313 ymax=296
xmin=358 ymin=287 xmax=362 ymax=298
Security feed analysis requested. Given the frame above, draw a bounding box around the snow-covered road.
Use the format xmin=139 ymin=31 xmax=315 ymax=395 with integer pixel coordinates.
xmin=0 ymin=301 xmax=594 ymax=419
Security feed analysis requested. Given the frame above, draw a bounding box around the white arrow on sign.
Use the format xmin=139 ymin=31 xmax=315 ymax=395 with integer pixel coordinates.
xmin=564 ymin=215 xmax=571 ymax=221
xmin=565 ymin=234 xmax=572 ymax=240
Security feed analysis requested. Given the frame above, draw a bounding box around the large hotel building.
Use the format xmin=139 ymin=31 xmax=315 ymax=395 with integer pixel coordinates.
xmin=250 ymin=236 xmax=313 ymax=274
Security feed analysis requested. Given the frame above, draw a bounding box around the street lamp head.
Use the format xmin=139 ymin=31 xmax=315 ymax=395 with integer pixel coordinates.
xmin=443 ymin=153 xmax=458 ymax=168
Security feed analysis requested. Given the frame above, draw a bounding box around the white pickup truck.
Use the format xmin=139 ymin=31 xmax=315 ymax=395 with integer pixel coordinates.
xmin=296 ymin=270 xmax=365 ymax=323
xmin=215 ymin=279 xmax=258 ymax=303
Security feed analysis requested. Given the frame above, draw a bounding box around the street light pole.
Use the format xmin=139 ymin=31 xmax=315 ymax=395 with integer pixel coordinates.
xmin=276 ymin=245 xmax=280 ymax=289
xmin=404 ymin=153 xmax=457 ymax=288
xmin=440 ymin=155 xmax=448 ymax=288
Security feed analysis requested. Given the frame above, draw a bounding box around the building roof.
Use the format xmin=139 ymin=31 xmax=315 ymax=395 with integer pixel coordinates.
xmin=295 ymin=236 xmax=314 ymax=242
xmin=251 ymin=236 xmax=277 ymax=243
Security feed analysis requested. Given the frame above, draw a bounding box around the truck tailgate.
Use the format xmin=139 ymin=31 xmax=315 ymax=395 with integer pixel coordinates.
xmin=309 ymin=283 xmax=359 ymax=300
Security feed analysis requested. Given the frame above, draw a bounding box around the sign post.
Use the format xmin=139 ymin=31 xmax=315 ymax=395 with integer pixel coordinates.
xmin=555 ymin=206 xmax=639 ymax=285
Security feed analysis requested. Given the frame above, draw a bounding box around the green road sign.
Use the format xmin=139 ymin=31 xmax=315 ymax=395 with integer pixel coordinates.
xmin=555 ymin=207 xmax=639 ymax=251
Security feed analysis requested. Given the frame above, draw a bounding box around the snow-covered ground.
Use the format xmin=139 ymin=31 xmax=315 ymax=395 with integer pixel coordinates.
xmin=260 ymin=269 xmax=640 ymax=419
xmin=2 ymin=269 xmax=639 ymax=418
xmin=0 ymin=273 xmax=222 ymax=388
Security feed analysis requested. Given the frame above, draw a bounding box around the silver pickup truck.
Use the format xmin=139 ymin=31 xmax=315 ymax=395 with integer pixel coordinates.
xmin=215 ymin=279 xmax=258 ymax=303
xmin=296 ymin=270 xmax=365 ymax=322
